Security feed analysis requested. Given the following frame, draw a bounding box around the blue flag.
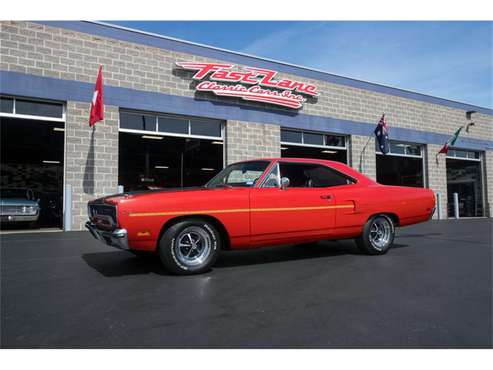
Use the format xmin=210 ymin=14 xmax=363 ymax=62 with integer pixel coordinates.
xmin=374 ymin=114 xmax=389 ymax=154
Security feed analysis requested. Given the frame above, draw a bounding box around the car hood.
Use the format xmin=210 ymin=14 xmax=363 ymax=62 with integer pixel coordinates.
xmin=0 ymin=198 xmax=39 ymax=206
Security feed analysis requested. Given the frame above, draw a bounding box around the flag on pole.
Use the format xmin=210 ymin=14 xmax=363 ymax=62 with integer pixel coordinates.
xmin=438 ymin=126 xmax=463 ymax=155
xmin=89 ymin=65 xmax=104 ymax=127
xmin=374 ymin=114 xmax=390 ymax=154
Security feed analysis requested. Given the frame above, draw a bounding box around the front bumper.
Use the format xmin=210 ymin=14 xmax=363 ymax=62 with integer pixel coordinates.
xmin=85 ymin=221 xmax=129 ymax=250
xmin=1 ymin=214 xmax=39 ymax=222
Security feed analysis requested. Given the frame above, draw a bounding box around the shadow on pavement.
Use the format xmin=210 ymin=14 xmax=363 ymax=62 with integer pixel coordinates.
xmin=82 ymin=241 xmax=410 ymax=276
xmin=82 ymin=251 xmax=169 ymax=277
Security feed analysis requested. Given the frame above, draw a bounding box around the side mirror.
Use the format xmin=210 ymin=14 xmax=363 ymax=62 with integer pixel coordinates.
xmin=280 ymin=177 xmax=290 ymax=190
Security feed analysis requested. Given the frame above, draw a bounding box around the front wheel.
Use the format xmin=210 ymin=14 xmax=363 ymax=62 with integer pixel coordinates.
xmin=356 ymin=215 xmax=395 ymax=255
xmin=158 ymin=219 xmax=220 ymax=275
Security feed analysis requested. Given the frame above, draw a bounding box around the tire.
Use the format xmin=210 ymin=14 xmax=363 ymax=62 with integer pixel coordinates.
xmin=356 ymin=214 xmax=395 ymax=255
xmin=158 ymin=218 xmax=220 ymax=275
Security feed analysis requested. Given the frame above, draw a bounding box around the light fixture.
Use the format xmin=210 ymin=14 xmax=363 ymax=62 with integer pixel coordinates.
xmin=154 ymin=165 xmax=169 ymax=169
xmin=42 ymin=160 xmax=61 ymax=164
xmin=53 ymin=127 xmax=65 ymax=132
xmin=201 ymin=168 xmax=215 ymax=171
xmin=211 ymin=141 xmax=223 ymax=145
xmin=141 ymin=135 xmax=162 ymax=140
xmin=321 ymin=150 xmax=337 ymax=154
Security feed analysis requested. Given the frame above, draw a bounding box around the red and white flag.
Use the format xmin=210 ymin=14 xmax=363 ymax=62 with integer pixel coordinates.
xmin=89 ymin=65 xmax=104 ymax=127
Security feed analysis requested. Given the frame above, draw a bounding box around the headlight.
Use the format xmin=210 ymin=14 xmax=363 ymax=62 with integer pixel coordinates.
xmin=22 ymin=206 xmax=38 ymax=214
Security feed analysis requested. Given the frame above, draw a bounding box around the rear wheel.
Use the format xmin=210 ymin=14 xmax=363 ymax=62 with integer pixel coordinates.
xmin=158 ymin=219 xmax=220 ymax=275
xmin=356 ymin=214 xmax=395 ymax=255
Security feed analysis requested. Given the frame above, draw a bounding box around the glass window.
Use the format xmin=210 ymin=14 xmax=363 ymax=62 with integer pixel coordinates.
xmin=406 ymin=144 xmax=421 ymax=156
xmin=377 ymin=155 xmax=424 ymax=187
xmin=0 ymin=97 xmax=14 ymax=113
xmin=120 ymin=112 xmax=156 ymax=131
xmin=206 ymin=161 xmax=270 ymax=188
xmin=158 ymin=116 xmax=189 ymax=134
xmin=303 ymin=132 xmax=324 ymax=146
xmin=15 ymin=99 xmax=63 ymax=118
xmin=190 ymin=119 xmax=222 ymax=137
xmin=389 ymin=142 xmax=406 ymax=155
xmin=281 ymin=129 xmax=302 ymax=143
xmin=325 ymin=135 xmax=345 ymax=147
xmin=279 ymin=162 xmax=351 ymax=188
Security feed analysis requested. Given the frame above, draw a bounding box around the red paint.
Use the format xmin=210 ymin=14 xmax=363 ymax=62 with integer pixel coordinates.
xmin=91 ymin=159 xmax=435 ymax=252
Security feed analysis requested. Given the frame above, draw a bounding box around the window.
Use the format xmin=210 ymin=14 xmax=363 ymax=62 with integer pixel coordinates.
xmin=281 ymin=129 xmax=302 ymax=143
xmin=303 ymin=132 xmax=324 ymax=146
xmin=15 ymin=99 xmax=63 ymax=118
xmin=1 ymin=97 xmax=14 ymax=113
xmin=268 ymin=162 xmax=352 ymax=188
xmin=120 ymin=110 xmax=223 ymax=139
xmin=158 ymin=116 xmax=188 ymax=134
xmin=206 ymin=161 xmax=270 ymax=188
xmin=120 ymin=112 xmax=156 ymax=131
xmin=281 ymin=128 xmax=346 ymax=148
xmin=376 ymin=140 xmax=423 ymax=157
xmin=0 ymin=96 xmax=64 ymax=120
xmin=190 ymin=119 xmax=222 ymax=137
xmin=447 ymin=149 xmax=480 ymax=161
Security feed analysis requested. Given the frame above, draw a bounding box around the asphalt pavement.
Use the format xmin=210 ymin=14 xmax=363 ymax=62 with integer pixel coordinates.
xmin=1 ymin=219 xmax=491 ymax=348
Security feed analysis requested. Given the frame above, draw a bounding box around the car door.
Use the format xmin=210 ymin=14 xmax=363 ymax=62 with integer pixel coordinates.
xmin=249 ymin=161 xmax=340 ymax=242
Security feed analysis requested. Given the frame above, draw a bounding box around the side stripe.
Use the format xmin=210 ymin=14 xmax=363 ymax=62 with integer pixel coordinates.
xmin=128 ymin=204 xmax=354 ymax=217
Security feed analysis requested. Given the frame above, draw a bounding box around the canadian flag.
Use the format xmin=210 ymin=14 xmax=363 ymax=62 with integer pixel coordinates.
xmin=89 ymin=65 xmax=104 ymax=127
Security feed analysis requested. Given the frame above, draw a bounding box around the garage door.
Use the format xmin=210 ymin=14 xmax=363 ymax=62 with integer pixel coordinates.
xmin=1 ymin=96 xmax=65 ymax=231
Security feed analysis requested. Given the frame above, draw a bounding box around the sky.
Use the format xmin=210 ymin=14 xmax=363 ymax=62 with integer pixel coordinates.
xmin=107 ymin=21 xmax=493 ymax=108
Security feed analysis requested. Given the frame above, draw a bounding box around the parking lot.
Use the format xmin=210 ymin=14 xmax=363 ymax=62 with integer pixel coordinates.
xmin=1 ymin=219 xmax=491 ymax=348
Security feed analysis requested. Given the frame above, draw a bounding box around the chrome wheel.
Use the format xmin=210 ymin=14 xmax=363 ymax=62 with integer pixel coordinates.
xmin=369 ymin=217 xmax=392 ymax=250
xmin=174 ymin=226 xmax=212 ymax=267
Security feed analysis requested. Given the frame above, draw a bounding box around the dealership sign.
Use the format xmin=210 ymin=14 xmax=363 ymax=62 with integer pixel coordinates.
xmin=176 ymin=62 xmax=318 ymax=109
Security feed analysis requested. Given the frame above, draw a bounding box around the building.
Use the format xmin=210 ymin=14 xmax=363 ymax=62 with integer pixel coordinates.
xmin=1 ymin=21 xmax=492 ymax=231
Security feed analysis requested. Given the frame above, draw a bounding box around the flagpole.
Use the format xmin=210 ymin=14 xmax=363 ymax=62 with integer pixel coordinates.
xmin=358 ymin=133 xmax=374 ymax=173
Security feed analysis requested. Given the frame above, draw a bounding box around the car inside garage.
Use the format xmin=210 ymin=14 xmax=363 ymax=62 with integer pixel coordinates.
xmin=0 ymin=96 xmax=65 ymax=230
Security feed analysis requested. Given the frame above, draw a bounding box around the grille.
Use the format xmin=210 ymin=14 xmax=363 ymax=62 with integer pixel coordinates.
xmin=89 ymin=204 xmax=117 ymax=227
xmin=0 ymin=205 xmax=37 ymax=215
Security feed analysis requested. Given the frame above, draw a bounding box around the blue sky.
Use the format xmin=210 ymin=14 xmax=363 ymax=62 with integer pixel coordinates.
xmin=108 ymin=21 xmax=492 ymax=108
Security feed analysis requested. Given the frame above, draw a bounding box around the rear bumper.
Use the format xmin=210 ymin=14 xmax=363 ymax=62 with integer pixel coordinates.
xmin=85 ymin=221 xmax=129 ymax=250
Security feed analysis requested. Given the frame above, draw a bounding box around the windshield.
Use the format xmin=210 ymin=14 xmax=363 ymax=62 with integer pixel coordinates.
xmin=206 ymin=161 xmax=271 ymax=188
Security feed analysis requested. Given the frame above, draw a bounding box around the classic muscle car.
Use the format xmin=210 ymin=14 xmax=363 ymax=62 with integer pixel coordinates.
xmin=86 ymin=158 xmax=435 ymax=275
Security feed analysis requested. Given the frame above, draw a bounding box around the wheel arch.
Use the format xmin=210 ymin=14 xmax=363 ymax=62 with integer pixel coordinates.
xmin=367 ymin=212 xmax=400 ymax=227
xmin=157 ymin=214 xmax=231 ymax=250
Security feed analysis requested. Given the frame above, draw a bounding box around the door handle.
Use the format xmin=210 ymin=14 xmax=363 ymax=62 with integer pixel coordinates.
xmin=320 ymin=194 xmax=332 ymax=200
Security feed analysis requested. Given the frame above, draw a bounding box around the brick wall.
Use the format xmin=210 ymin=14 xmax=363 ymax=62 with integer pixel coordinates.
xmin=65 ymin=102 xmax=119 ymax=230
xmin=1 ymin=21 xmax=492 ymax=142
xmin=349 ymin=135 xmax=377 ymax=181
xmin=426 ymin=144 xmax=448 ymax=219
xmin=225 ymin=121 xmax=280 ymax=164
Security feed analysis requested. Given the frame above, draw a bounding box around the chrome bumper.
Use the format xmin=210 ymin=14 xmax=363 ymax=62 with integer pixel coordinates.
xmin=1 ymin=214 xmax=40 ymax=222
xmin=85 ymin=221 xmax=129 ymax=250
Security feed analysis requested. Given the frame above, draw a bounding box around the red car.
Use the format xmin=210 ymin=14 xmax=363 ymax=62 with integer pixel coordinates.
xmin=86 ymin=158 xmax=435 ymax=275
